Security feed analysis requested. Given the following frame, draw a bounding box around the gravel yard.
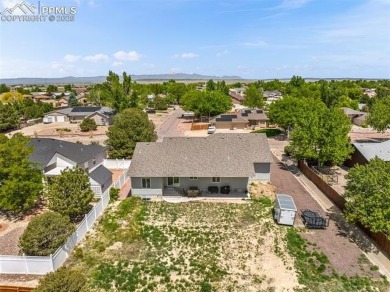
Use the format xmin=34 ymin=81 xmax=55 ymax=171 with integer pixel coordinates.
xmin=0 ymin=216 xmax=31 ymax=256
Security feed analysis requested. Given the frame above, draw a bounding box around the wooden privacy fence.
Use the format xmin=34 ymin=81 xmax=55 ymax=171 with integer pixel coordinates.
xmin=0 ymin=171 xmax=128 ymax=275
xmin=298 ymin=160 xmax=390 ymax=257
xmin=191 ymin=122 xmax=210 ymax=130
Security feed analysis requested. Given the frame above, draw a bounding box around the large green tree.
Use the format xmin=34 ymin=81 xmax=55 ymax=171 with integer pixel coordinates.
xmin=46 ymin=85 xmax=58 ymax=95
xmin=47 ymin=167 xmax=94 ymax=222
xmin=367 ymin=96 xmax=390 ymax=132
xmin=19 ymin=212 xmax=74 ymax=256
xmin=181 ymin=90 xmax=232 ymax=119
xmin=106 ymin=108 xmax=157 ymax=158
xmin=0 ymin=134 xmax=43 ymax=212
xmin=206 ymin=79 xmax=216 ymax=91
xmin=242 ymin=84 xmax=264 ymax=109
xmin=0 ymin=103 xmax=19 ymax=132
xmin=0 ymin=83 xmax=10 ymax=93
xmin=317 ymin=108 xmax=353 ymax=165
xmin=343 ymin=158 xmax=390 ymax=236
xmin=267 ymin=95 xmax=303 ymax=132
xmin=289 ymin=100 xmax=353 ymax=165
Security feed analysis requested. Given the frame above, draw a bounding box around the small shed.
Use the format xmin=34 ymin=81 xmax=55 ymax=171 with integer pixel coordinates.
xmin=274 ymin=194 xmax=297 ymax=226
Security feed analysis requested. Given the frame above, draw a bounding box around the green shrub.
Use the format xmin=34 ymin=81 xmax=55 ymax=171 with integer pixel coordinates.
xmin=284 ymin=145 xmax=293 ymax=156
xmin=109 ymin=188 xmax=120 ymax=202
xmin=35 ymin=267 xmax=86 ymax=292
xmin=80 ymin=117 xmax=97 ymax=132
xmin=56 ymin=128 xmax=71 ymax=132
xmin=19 ymin=212 xmax=74 ymax=256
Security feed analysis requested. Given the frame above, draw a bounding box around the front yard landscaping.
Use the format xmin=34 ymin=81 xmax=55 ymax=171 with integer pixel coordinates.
xmin=62 ymin=197 xmax=388 ymax=291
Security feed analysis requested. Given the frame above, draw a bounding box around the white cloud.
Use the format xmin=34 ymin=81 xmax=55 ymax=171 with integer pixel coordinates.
xmin=113 ymin=50 xmax=141 ymax=61
xmin=112 ymin=61 xmax=124 ymax=67
xmin=216 ymin=50 xmax=228 ymax=57
xmin=83 ymin=53 xmax=109 ymax=62
xmin=143 ymin=63 xmax=155 ymax=69
xmin=173 ymin=53 xmax=198 ymax=59
xmin=64 ymin=54 xmax=81 ymax=63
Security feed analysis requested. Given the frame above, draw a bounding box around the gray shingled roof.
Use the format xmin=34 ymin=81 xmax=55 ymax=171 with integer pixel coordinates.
xmin=90 ymin=165 xmax=112 ymax=185
xmin=129 ymin=133 xmax=272 ymax=177
xmin=29 ymin=138 xmax=106 ymax=169
xmin=48 ymin=106 xmax=114 ymax=117
xmin=353 ymin=140 xmax=390 ymax=161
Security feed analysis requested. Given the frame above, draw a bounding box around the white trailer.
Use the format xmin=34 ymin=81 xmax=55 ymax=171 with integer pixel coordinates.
xmin=274 ymin=194 xmax=297 ymax=226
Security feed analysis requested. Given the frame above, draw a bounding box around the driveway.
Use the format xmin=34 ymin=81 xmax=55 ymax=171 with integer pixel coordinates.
xmin=270 ymin=156 xmax=386 ymax=278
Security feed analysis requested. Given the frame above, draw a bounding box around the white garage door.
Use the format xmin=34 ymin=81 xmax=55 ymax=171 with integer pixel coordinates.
xmin=56 ymin=116 xmax=65 ymax=122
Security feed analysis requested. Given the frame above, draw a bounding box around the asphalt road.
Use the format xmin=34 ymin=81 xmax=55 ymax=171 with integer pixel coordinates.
xmin=156 ymin=107 xmax=184 ymax=141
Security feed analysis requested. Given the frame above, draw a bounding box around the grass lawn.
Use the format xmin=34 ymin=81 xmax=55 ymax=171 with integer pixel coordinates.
xmin=64 ymin=197 xmax=388 ymax=291
xmin=251 ymin=128 xmax=282 ymax=137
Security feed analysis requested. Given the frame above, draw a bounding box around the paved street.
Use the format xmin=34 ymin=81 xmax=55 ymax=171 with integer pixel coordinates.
xmin=156 ymin=107 xmax=184 ymax=141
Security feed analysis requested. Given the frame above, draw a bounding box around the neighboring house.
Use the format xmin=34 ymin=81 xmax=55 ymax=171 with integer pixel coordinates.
xmin=57 ymin=97 xmax=69 ymax=107
xmin=44 ymin=106 xmax=114 ymax=125
xmin=345 ymin=140 xmax=390 ymax=167
xmin=230 ymin=87 xmax=246 ymax=95
xmin=362 ymin=88 xmax=376 ymax=98
xmin=342 ymin=107 xmax=368 ymax=126
xmin=210 ymin=110 xmax=269 ymax=129
xmin=263 ymin=90 xmax=282 ymax=104
xmin=129 ymin=133 xmax=273 ymax=198
xmin=229 ymin=92 xmax=245 ymax=104
xmin=29 ymin=138 xmax=112 ymax=195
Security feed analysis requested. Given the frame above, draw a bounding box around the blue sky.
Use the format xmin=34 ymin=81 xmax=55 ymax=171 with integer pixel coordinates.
xmin=0 ymin=0 xmax=389 ymax=79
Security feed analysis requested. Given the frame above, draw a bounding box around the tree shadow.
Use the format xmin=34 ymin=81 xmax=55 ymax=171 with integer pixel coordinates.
xmin=326 ymin=205 xmax=378 ymax=254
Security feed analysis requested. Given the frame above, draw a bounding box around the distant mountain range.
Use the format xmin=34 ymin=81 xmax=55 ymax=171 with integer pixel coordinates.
xmin=0 ymin=73 xmax=243 ymax=85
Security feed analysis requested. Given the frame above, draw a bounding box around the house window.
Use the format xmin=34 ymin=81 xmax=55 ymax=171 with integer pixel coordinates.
xmin=211 ymin=177 xmax=221 ymax=183
xmin=189 ymin=177 xmax=198 ymax=180
xmin=142 ymin=178 xmax=151 ymax=188
xmin=167 ymin=177 xmax=180 ymax=186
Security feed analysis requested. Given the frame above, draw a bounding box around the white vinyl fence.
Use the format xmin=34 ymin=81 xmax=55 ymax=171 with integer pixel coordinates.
xmin=0 ymin=171 xmax=128 ymax=275
xmin=103 ymin=159 xmax=131 ymax=170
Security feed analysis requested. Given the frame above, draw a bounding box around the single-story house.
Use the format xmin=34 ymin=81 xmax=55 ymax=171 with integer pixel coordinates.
xmin=210 ymin=110 xmax=269 ymax=129
xmin=129 ymin=133 xmax=273 ymax=198
xmin=29 ymin=138 xmax=112 ymax=196
xmin=44 ymin=106 xmax=114 ymax=125
xmin=342 ymin=107 xmax=368 ymax=126
xmin=345 ymin=140 xmax=390 ymax=167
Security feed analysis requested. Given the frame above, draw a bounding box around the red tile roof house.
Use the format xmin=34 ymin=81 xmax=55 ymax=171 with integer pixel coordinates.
xmin=129 ymin=133 xmax=272 ymax=199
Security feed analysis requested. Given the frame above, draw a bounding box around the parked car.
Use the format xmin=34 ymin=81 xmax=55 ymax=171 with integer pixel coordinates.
xmin=207 ymin=126 xmax=216 ymax=134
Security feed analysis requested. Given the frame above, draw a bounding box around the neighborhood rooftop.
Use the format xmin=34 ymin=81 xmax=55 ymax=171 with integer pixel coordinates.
xmin=129 ymin=133 xmax=273 ymax=177
xmin=29 ymin=138 xmax=106 ymax=169
xmin=353 ymin=140 xmax=390 ymax=161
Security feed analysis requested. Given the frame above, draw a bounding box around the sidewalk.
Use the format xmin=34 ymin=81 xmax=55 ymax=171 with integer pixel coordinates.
xmin=119 ymin=179 xmax=131 ymax=200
